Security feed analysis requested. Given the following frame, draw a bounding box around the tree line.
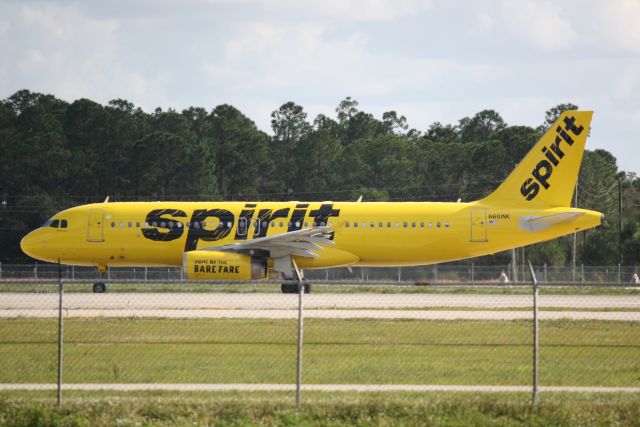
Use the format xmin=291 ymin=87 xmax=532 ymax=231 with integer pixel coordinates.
xmin=1 ymin=89 xmax=639 ymax=265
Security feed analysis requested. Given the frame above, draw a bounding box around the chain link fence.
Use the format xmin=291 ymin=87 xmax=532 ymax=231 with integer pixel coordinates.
xmin=0 ymin=265 xmax=639 ymax=405
xmin=1 ymin=262 xmax=640 ymax=284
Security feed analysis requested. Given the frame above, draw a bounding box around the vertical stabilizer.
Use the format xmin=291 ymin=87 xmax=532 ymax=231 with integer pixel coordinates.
xmin=482 ymin=111 xmax=593 ymax=207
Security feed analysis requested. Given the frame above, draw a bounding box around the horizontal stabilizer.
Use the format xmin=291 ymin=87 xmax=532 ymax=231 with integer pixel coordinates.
xmin=519 ymin=212 xmax=585 ymax=232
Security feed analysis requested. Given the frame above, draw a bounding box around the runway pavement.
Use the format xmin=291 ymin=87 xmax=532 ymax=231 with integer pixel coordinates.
xmin=0 ymin=293 xmax=638 ymax=320
xmin=1 ymin=293 xmax=639 ymax=309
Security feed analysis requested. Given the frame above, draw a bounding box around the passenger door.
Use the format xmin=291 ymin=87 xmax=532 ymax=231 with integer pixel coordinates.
xmin=470 ymin=208 xmax=487 ymax=242
xmin=87 ymin=209 xmax=105 ymax=242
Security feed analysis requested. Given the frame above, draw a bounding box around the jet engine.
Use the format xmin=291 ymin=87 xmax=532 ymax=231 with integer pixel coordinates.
xmin=183 ymin=251 xmax=267 ymax=280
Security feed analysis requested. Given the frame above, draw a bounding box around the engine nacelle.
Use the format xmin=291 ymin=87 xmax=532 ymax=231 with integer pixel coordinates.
xmin=183 ymin=251 xmax=267 ymax=280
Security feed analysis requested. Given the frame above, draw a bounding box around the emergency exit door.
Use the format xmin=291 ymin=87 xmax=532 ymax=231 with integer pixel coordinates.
xmin=470 ymin=208 xmax=487 ymax=242
xmin=87 ymin=209 xmax=105 ymax=242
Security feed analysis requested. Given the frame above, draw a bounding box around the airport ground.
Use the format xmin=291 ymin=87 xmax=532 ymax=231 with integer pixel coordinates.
xmin=1 ymin=283 xmax=638 ymax=426
xmin=1 ymin=390 xmax=639 ymax=426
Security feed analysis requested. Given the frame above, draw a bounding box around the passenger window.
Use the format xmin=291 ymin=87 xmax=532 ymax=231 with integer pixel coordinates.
xmin=362 ymin=222 xmax=366 ymax=228
xmin=295 ymin=221 xmax=300 ymax=227
xmin=354 ymin=222 xmax=358 ymax=228
xmin=428 ymin=222 xmax=433 ymax=228
xmin=437 ymin=222 xmax=441 ymax=228
xmin=60 ymin=220 xmax=68 ymax=228
xmin=304 ymin=222 xmax=308 ymax=227
xmin=152 ymin=221 xmax=158 ymax=227
xmin=387 ymin=222 xmax=391 ymax=228
xmin=279 ymin=221 xmax=284 ymax=227
xmin=168 ymin=221 xmax=174 ymax=228
xmin=445 ymin=222 xmax=450 ymax=228
xmin=111 ymin=222 xmax=115 ymax=228
xmin=345 ymin=222 xmax=350 ymax=227
xmin=128 ymin=222 xmax=132 ymax=228
xmin=378 ymin=222 xmax=383 ymax=228
xmin=395 ymin=223 xmax=400 ymax=228
xmin=370 ymin=222 xmax=375 ymax=228
xmin=403 ymin=222 xmax=408 ymax=228
xmin=144 ymin=222 xmax=149 ymax=227
xmin=271 ymin=221 xmax=275 ymax=227
xmin=50 ymin=219 xmax=60 ymax=228
xmin=160 ymin=222 xmax=166 ymax=228
xmin=262 ymin=221 xmax=268 ymax=228
xmin=119 ymin=222 xmax=125 ymax=228
xmin=136 ymin=222 xmax=140 ymax=227
xmin=420 ymin=222 xmax=424 ymax=228
xmin=194 ymin=222 xmax=199 ymax=229
xmin=227 ymin=221 xmax=232 ymax=228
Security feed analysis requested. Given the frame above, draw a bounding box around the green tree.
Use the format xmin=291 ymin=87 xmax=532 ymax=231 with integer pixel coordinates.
xmin=270 ymin=102 xmax=311 ymax=194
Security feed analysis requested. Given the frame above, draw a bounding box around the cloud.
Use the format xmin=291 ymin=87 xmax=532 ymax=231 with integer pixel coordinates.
xmin=204 ymin=21 xmax=498 ymax=101
xmin=12 ymin=4 xmax=170 ymax=109
xmin=499 ymin=0 xmax=577 ymax=50
xmin=593 ymin=0 xmax=640 ymax=54
xmin=478 ymin=12 xmax=493 ymax=31
xmin=204 ymin=0 xmax=431 ymax=21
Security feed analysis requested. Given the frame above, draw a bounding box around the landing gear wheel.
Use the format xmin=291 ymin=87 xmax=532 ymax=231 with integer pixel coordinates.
xmin=280 ymin=281 xmax=311 ymax=294
xmin=93 ymin=282 xmax=107 ymax=293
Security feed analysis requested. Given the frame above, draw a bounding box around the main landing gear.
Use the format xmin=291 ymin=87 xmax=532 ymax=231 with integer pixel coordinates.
xmin=92 ymin=282 xmax=107 ymax=293
xmin=276 ymin=256 xmax=311 ymax=294
xmin=281 ymin=280 xmax=311 ymax=294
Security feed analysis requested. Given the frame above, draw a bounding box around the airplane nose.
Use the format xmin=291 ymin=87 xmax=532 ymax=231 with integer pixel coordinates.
xmin=20 ymin=231 xmax=42 ymax=260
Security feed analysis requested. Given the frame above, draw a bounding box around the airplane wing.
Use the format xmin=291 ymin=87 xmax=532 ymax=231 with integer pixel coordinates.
xmin=199 ymin=226 xmax=335 ymax=258
xmin=519 ymin=212 xmax=585 ymax=232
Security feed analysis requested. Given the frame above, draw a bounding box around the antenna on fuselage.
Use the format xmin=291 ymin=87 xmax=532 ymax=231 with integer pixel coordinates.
xmin=356 ymin=195 xmax=363 ymax=202
xmin=103 ymin=196 xmax=110 ymax=203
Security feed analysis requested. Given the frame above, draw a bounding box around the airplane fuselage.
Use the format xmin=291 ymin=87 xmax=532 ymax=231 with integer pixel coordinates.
xmin=20 ymin=200 xmax=603 ymax=271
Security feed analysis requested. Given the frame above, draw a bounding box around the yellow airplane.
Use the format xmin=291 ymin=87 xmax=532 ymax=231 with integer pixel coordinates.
xmin=21 ymin=111 xmax=602 ymax=292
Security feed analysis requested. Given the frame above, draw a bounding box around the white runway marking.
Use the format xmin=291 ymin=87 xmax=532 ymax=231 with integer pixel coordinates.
xmin=1 ymin=383 xmax=638 ymax=393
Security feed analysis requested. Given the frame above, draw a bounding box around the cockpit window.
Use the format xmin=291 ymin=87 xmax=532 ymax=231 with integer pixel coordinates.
xmin=42 ymin=219 xmax=52 ymax=228
xmin=50 ymin=219 xmax=60 ymax=228
xmin=60 ymin=219 xmax=68 ymax=228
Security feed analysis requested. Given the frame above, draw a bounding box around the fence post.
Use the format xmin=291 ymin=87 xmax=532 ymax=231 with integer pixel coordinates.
xmin=397 ymin=267 xmax=401 ymax=283
xmin=56 ymin=260 xmax=64 ymax=407
xmin=34 ymin=262 xmax=38 ymax=280
xmin=618 ymin=264 xmax=621 ymax=284
xmin=434 ymin=265 xmax=438 ymax=282
xmin=528 ymin=261 xmax=539 ymax=407
xmin=581 ymin=264 xmax=584 ymax=282
xmin=543 ymin=263 xmax=547 ymax=284
xmin=0 ymin=261 xmax=2 ymax=279
xmin=145 ymin=267 xmax=148 ymax=283
xmin=295 ymin=279 xmax=304 ymax=408
xmin=471 ymin=262 xmax=475 ymax=283
xmin=71 ymin=265 xmax=75 ymax=281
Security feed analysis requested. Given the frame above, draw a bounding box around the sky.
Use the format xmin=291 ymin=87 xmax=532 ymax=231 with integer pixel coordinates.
xmin=1 ymin=0 xmax=639 ymax=173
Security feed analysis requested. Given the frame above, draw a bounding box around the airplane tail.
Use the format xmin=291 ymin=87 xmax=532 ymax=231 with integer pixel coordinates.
xmin=481 ymin=110 xmax=593 ymax=207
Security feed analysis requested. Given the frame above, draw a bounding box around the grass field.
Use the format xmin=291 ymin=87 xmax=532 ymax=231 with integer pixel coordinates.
xmin=2 ymin=281 xmax=640 ymax=295
xmin=1 ymin=391 xmax=640 ymax=426
xmin=1 ymin=318 xmax=638 ymax=387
